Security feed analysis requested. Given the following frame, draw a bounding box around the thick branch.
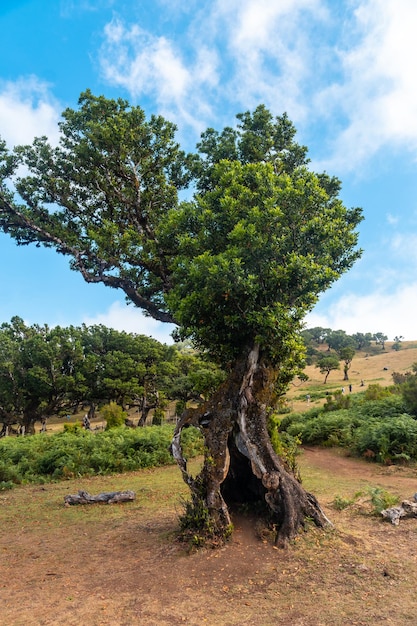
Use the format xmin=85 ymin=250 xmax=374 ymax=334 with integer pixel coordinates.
xmin=0 ymin=193 xmax=176 ymax=324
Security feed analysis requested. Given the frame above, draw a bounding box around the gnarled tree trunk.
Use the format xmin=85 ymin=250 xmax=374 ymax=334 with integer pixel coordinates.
xmin=172 ymin=344 xmax=331 ymax=548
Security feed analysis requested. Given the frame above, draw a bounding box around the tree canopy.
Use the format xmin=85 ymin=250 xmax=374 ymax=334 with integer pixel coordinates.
xmin=0 ymin=93 xmax=362 ymax=373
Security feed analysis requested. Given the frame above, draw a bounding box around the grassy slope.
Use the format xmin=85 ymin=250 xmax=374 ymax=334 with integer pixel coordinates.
xmin=286 ymin=340 xmax=417 ymax=413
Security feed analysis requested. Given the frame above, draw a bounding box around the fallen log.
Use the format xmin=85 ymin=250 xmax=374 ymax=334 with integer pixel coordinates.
xmin=64 ymin=489 xmax=136 ymax=506
xmin=381 ymin=494 xmax=417 ymax=525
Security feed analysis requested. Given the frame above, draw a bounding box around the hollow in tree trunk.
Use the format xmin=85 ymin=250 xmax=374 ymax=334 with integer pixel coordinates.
xmin=172 ymin=344 xmax=332 ymax=548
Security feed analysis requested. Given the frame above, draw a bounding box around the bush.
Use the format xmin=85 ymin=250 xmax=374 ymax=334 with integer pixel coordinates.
xmin=366 ymin=487 xmax=399 ymax=514
xmin=0 ymin=424 xmax=204 ymax=487
xmin=285 ymin=410 xmax=357 ymax=447
xmin=63 ymin=421 xmax=83 ymax=434
xmin=101 ymin=402 xmax=127 ymax=430
xmin=354 ymin=414 xmax=417 ymax=463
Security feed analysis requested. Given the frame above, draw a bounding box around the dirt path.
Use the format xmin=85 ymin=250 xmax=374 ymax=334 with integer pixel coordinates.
xmin=1 ymin=448 xmax=417 ymax=626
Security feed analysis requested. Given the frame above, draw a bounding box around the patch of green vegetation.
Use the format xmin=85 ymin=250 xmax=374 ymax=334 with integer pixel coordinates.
xmin=331 ymin=494 xmax=357 ymax=510
xmin=366 ymin=486 xmax=399 ymax=515
xmin=0 ymin=425 xmax=203 ymax=487
xmin=280 ymin=391 xmax=417 ymax=464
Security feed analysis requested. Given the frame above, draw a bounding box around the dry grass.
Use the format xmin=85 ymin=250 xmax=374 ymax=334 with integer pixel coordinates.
xmin=287 ymin=340 xmax=417 ymax=413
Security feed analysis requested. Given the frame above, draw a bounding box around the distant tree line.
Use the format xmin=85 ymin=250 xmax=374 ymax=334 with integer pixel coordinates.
xmin=0 ymin=317 xmax=225 ymax=436
xmin=300 ymin=327 xmax=403 ymax=383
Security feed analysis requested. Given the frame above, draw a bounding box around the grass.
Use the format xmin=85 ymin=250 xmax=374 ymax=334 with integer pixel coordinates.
xmin=2 ymin=448 xmax=417 ymax=625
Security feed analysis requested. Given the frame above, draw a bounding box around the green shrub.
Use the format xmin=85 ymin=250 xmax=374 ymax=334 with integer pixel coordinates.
xmin=366 ymin=487 xmax=399 ymax=514
xmin=363 ymin=384 xmax=393 ymax=401
xmin=101 ymin=402 xmax=127 ymax=430
xmin=63 ymin=421 xmax=83 ymax=434
xmin=152 ymin=408 xmax=165 ymax=425
xmin=351 ymin=394 xmax=408 ymax=420
xmin=331 ymin=494 xmax=357 ymax=510
xmin=354 ymin=414 xmax=417 ymax=463
xmin=285 ymin=410 xmax=357 ymax=447
xmin=0 ymin=424 xmax=203 ymax=487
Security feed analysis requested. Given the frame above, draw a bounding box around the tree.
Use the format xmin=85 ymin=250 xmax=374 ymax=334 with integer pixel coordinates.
xmin=316 ymin=355 xmax=341 ymax=384
xmin=304 ymin=327 xmax=331 ymax=346
xmin=351 ymin=332 xmax=373 ymax=351
xmin=0 ymin=317 xmax=83 ymax=433
xmin=76 ymin=324 xmax=172 ymax=424
xmin=374 ymin=332 xmax=388 ymax=351
xmin=326 ymin=330 xmax=355 ymax=353
xmin=392 ymin=335 xmax=404 ymax=351
xmin=338 ymin=346 xmax=355 ymax=381
xmin=0 ymin=94 xmax=362 ymax=546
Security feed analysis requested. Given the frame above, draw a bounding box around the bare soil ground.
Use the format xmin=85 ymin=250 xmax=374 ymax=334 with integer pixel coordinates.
xmin=2 ymin=447 xmax=417 ymax=626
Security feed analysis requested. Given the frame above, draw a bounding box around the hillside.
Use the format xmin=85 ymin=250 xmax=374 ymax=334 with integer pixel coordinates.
xmin=286 ymin=340 xmax=417 ymax=413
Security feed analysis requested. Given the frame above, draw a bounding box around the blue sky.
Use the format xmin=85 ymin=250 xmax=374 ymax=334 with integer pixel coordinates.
xmin=1 ymin=0 xmax=417 ymax=343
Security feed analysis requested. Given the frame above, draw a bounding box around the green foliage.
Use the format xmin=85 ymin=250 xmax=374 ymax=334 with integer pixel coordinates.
xmin=366 ymin=487 xmax=399 ymax=514
xmin=268 ymin=413 xmax=301 ymax=478
xmin=280 ymin=391 xmax=417 ymax=463
xmin=354 ymin=415 xmax=417 ymax=463
xmin=316 ymin=355 xmax=340 ymax=383
xmin=331 ymin=494 xmax=357 ymax=510
xmin=363 ymin=383 xmax=392 ymax=401
xmin=63 ymin=422 xmax=83 ymax=434
xmin=0 ymin=425 xmax=203 ymax=487
xmin=101 ymin=402 xmax=127 ymax=430
xmin=399 ymin=374 xmax=417 ymax=417
xmin=152 ymin=407 xmax=165 ymax=425
xmin=331 ymin=487 xmax=399 ymax=514
xmin=1 ymin=94 xmax=362 ymax=390
xmin=323 ymin=390 xmax=351 ymax=412
xmin=285 ymin=410 xmax=358 ymax=447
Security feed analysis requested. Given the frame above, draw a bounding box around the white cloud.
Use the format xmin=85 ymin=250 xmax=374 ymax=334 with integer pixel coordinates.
xmin=211 ymin=0 xmax=325 ymax=119
xmin=390 ymin=233 xmax=417 ymax=265
xmin=386 ymin=213 xmax=399 ymax=226
xmin=99 ymin=1 xmax=326 ymax=134
xmin=0 ymin=77 xmax=61 ymax=147
xmin=100 ymin=19 xmax=218 ymax=134
xmin=306 ymin=283 xmax=417 ymax=340
xmin=315 ymin=0 xmax=417 ymax=171
xmin=82 ymin=301 xmax=176 ymax=344
xmin=97 ymin=0 xmax=417 ymax=171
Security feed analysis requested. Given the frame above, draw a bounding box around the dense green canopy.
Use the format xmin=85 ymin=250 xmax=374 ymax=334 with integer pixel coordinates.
xmin=0 ymin=92 xmax=362 ymax=377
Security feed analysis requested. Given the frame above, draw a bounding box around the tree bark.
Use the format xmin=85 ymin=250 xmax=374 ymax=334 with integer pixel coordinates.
xmin=381 ymin=497 xmax=417 ymax=525
xmin=172 ymin=344 xmax=332 ymax=548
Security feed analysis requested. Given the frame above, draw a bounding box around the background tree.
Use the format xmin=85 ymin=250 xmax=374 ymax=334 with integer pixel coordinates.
xmin=74 ymin=325 xmax=175 ymax=424
xmin=305 ymin=326 xmax=332 ymax=346
xmin=0 ymin=94 xmax=362 ymax=546
xmin=392 ymin=335 xmax=404 ymax=352
xmin=351 ymin=332 xmax=373 ymax=351
xmin=338 ymin=346 xmax=356 ymax=381
xmin=316 ymin=355 xmax=341 ymax=384
xmin=0 ymin=318 xmax=83 ymax=433
xmin=374 ymin=332 xmax=388 ymax=351
xmin=326 ymin=330 xmax=355 ymax=353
